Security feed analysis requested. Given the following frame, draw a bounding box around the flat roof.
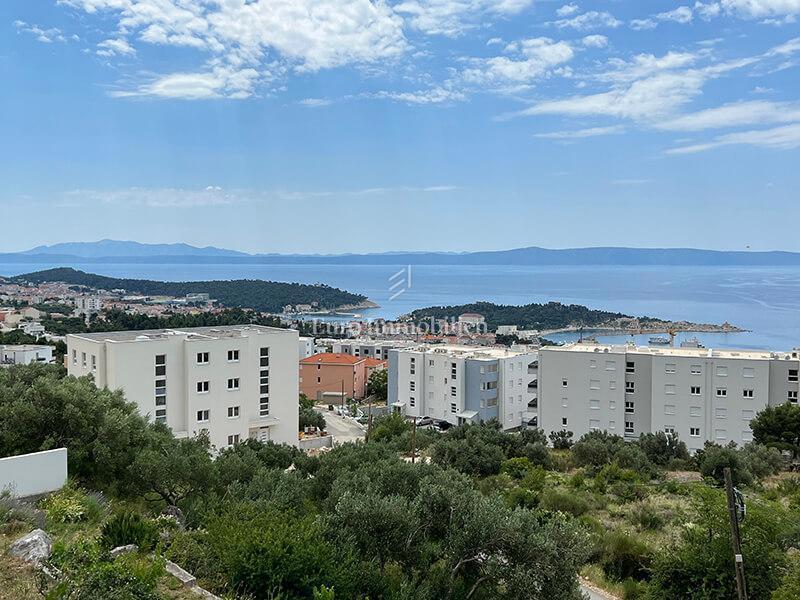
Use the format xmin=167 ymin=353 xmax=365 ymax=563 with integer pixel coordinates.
xmin=68 ymin=324 xmax=293 ymax=343
xmin=394 ymin=344 xmax=537 ymax=360
xmin=300 ymin=352 xmax=364 ymax=365
xmin=542 ymin=342 xmax=798 ymax=361
xmin=0 ymin=344 xmax=51 ymax=351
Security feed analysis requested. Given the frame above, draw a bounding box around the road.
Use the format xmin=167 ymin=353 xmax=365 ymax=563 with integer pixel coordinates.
xmin=318 ymin=406 xmax=366 ymax=444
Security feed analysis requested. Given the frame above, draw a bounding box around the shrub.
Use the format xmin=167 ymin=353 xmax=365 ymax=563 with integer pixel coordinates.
xmin=627 ymin=501 xmax=665 ymax=531
xmin=500 ymin=457 xmax=534 ymax=480
xmin=40 ymin=486 xmax=89 ymax=524
xmin=99 ymin=512 xmax=160 ymax=551
xmin=549 ymin=430 xmax=573 ymax=450
xmin=637 ymin=432 xmax=689 ymax=466
xmin=599 ymin=530 xmax=652 ymax=582
xmin=539 ymin=488 xmax=589 ymax=516
xmin=698 ymin=444 xmax=753 ymax=487
xmin=740 ymin=442 xmax=783 ymax=480
xmin=572 ymin=431 xmax=626 ymax=469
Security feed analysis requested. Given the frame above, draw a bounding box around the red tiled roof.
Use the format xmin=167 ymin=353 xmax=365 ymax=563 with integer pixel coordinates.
xmin=363 ymin=357 xmax=387 ymax=367
xmin=300 ymin=352 xmax=364 ymax=365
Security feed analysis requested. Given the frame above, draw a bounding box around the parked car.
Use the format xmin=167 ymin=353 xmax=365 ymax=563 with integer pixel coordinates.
xmin=415 ymin=416 xmax=433 ymax=426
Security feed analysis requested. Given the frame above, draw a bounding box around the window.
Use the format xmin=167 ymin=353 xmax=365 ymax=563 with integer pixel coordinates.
xmin=429 ymin=359 xmax=434 ymax=366
xmin=227 ymin=434 xmax=240 ymax=446
xmin=625 ymin=381 xmax=635 ymax=394
xmin=605 ymin=360 xmax=616 ymax=371
xmin=91 ymin=355 xmax=96 ymax=371
xmin=451 ymin=362 xmax=457 ymax=378
xmin=665 ymin=363 xmax=676 ymax=374
xmin=609 ymin=380 xmax=617 ymax=390
xmin=562 ymin=378 xmax=568 ymax=387
xmin=716 ymin=388 xmax=727 ymax=397
xmin=742 ymin=409 xmax=754 ymax=420
xmin=561 ymin=397 xmax=568 ymax=408
xmin=715 ymin=429 xmax=727 ymax=440
xmin=450 ymin=386 xmax=456 ymax=397
xmin=665 ymin=384 xmax=676 ymax=395
xmin=624 ymin=421 xmax=634 ymax=434
xmin=790 ymin=390 xmax=799 ymax=403
xmin=487 ymin=397 xmax=498 ymax=407
xmin=742 ymin=430 xmax=754 ymax=442
xmin=428 ymin=375 xmax=434 ymax=384
xmin=155 ymin=364 xmax=166 ymax=377
xmin=259 ymin=397 xmax=270 ymax=417
xmin=72 ymin=349 xmax=77 ymax=365
xmin=260 ymin=347 xmax=269 ymax=367
xmin=227 ymin=378 xmax=240 ymax=390
xmin=625 ymin=400 xmax=635 ymax=413
xmin=227 ymin=349 xmax=239 ymax=362
xmin=690 ymin=364 xmax=702 ymax=375
xmin=589 ymin=359 xmax=597 ymax=369
xmin=155 ymin=354 xmax=166 ymax=365
xmin=450 ymin=403 xmax=457 ymax=414
xmin=155 ymin=408 xmax=166 ymax=423
xmin=562 ymin=417 xmax=568 ymax=427
xmin=742 ymin=389 xmax=754 ymax=398
xmin=690 ymin=406 xmax=701 ymax=417
xmin=408 ymin=396 xmax=415 ymax=407
xmin=197 ymin=381 xmax=209 ymax=393
xmin=81 ymin=352 xmax=86 ymax=367
xmin=715 ymin=407 xmax=727 ymax=419
xmin=626 ymin=361 xmax=635 ymax=373
xmin=196 ymin=352 xmax=209 ymax=364
xmin=410 ymin=357 xmax=415 ymax=374
xmin=589 ymin=419 xmax=600 ymax=430
xmin=155 ymin=395 xmax=166 ymax=407
xmin=664 ymin=404 xmax=676 ymax=415
xmin=486 ymin=381 xmax=497 ymax=390
xmin=589 ymin=398 xmax=600 ymax=410
xmin=589 ymin=379 xmax=600 ymax=390
xmin=716 ymin=366 xmax=728 ymax=377
xmin=487 ymin=364 xmax=498 ymax=373
xmin=790 ymin=369 xmax=798 ymax=382
xmin=228 ymin=406 xmax=240 ymax=418
xmin=690 ymin=427 xmax=701 ymax=437
xmin=690 ymin=386 xmax=701 ymax=395
xmin=609 ymin=420 xmax=616 ymax=429
xmin=743 ymin=367 xmax=754 ymax=378
xmin=409 ymin=381 xmax=415 ymax=392
xmin=196 ymin=410 xmax=209 ymax=422
xmin=664 ymin=426 xmax=675 ymax=434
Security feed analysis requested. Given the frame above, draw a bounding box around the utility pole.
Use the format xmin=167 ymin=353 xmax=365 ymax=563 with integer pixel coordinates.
xmin=340 ymin=379 xmax=345 ymax=415
xmin=411 ymin=416 xmax=417 ymax=464
xmin=366 ymin=396 xmax=373 ymax=443
xmin=724 ymin=467 xmax=748 ymax=600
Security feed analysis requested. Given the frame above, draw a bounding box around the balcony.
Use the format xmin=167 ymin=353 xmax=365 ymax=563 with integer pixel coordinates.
xmin=527 ymin=361 xmax=538 ymax=374
xmin=527 ymin=380 xmax=538 ymax=391
xmin=527 ymin=399 xmax=538 ymax=409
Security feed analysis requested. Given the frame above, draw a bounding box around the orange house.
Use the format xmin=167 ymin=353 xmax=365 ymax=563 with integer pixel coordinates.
xmin=300 ymin=353 xmax=369 ymax=401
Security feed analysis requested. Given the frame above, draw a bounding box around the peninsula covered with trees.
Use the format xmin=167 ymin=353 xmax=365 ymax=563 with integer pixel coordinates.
xmin=9 ymin=268 xmax=369 ymax=314
xmin=408 ymin=301 xmax=742 ymax=335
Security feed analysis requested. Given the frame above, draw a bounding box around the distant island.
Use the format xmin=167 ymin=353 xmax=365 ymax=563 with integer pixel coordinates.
xmin=406 ymin=301 xmax=743 ymax=336
xmin=9 ymin=268 xmax=371 ymax=314
xmin=3 ymin=239 xmax=800 ymax=266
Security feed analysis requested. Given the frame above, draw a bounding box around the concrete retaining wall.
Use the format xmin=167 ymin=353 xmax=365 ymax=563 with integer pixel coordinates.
xmin=0 ymin=448 xmax=68 ymax=498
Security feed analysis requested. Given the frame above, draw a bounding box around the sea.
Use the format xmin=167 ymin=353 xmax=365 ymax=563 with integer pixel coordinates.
xmin=1 ymin=262 xmax=799 ymax=351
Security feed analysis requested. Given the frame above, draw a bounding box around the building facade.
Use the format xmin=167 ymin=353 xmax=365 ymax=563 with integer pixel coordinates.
xmin=539 ymin=343 xmax=800 ymax=452
xmin=388 ymin=345 xmax=538 ymax=430
xmin=332 ymin=339 xmax=416 ymax=361
xmin=0 ymin=344 xmax=53 ymax=365
xmin=299 ymin=353 xmax=369 ymax=401
xmin=66 ymin=325 xmax=299 ymax=449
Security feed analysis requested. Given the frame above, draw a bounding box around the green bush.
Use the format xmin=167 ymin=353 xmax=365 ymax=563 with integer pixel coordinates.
xmin=637 ymin=431 xmax=689 ymax=466
xmin=599 ymin=530 xmax=652 ymax=582
xmin=500 ymin=457 xmax=534 ymax=480
xmin=539 ymin=488 xmax=589 ymax=516
xmin=549 ymin=429 xmax=573 ymax=449
xmin=740 ymin=442 xmax=783 ymax=480
xmin=40 ymin=486 xmax=90 ymax=524
xmin=627 ymin=501 xmax=665 ymax=531
xmin=99 ymin=512 xmax=159 ymax=551
xmin=698 ymin=444 xmax=753 ymax=487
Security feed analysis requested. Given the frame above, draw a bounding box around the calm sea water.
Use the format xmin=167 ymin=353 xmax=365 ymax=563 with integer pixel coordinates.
xmin=2 ymin=262 xmax=799 ymax=351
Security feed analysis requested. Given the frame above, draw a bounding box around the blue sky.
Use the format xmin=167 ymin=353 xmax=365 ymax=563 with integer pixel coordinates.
xmin=1 ymin=0 xmax=799 ymax=254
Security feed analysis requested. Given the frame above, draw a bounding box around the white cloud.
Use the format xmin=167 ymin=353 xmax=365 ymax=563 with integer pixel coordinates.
xmin=629 ymin=18 xmax=658 ymax=30
xmin=556 ymin=3 xmax=580 ymax=17
xmin=667 ymin=122 xmax=800 ymax=153
xmin=109 ymin=66 xmax=260 ymax=100
xmin=97 ymin=37 xmax=136 ymax=57
xmin=533 ymin=125 xmax=624 ymax=138
xmin=552 ymin=11 xmax=622 ymax=31
xmin=656 ymin=100 xmax=800 ymax=130
xmin=395 ymin=0 xmax=533 ymax=37
xmin=59 ymin=0 xmax=408 ymax=99
xmin=582 ymin=34 xmax=608 ymax=48
xmin=460 ymin=37 xmax=575 ymax=88
xmin=13 ymin=20 xmax=69 ymax=43
xmin=695 ymin=2 xmax=722 ymax=19
xmin=370 ymin=87 xmax=467 ymax=104
xmin=657 ymin=6 xmax=695 ymax=23
xmin=298 ymin=98 xmax=333 ymax=107
xmin=720 ymin=0 xmax=800 ymax=18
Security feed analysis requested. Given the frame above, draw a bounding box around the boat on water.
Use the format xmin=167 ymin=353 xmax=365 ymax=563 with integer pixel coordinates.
xmin=680 ymin=337 xmax=706 ymax=349
xmin=648 ymin=336 xmax=671 ymax=345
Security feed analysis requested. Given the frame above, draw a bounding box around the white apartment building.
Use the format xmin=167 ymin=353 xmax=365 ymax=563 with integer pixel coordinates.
xmin=66 ymin=325 xmax=299 ymax=449
xmin=388 ymin=344 xmax=538 ymax=430
xmin=539 ymin=343 xmax=800 ymax=452
xmin=298 ymin=336 xmax=316 ymax=360
xmin=333 ymin=339 xmax=416 ymax=361
xmin=74 ymin=296 xmax=104 ymax=313
xmin=0 ymin=344 xmax=54 ymax=365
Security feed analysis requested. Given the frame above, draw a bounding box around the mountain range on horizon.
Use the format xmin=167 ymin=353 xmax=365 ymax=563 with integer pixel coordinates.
xmin=3 ymin=240 xmax=800 ymax=266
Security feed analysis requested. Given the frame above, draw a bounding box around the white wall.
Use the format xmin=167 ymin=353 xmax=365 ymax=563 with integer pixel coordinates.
xmin=0 ymin=448 xmax=67 ymax=498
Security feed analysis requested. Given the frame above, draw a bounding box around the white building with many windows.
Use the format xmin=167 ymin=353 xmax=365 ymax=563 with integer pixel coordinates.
xmin=388 ymin=344 xmax=538 ymax=430
xmin=539 ymin=343 xmax=800 ymax=452
xmin=66 ymin=325 xmax=299 ymax=448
